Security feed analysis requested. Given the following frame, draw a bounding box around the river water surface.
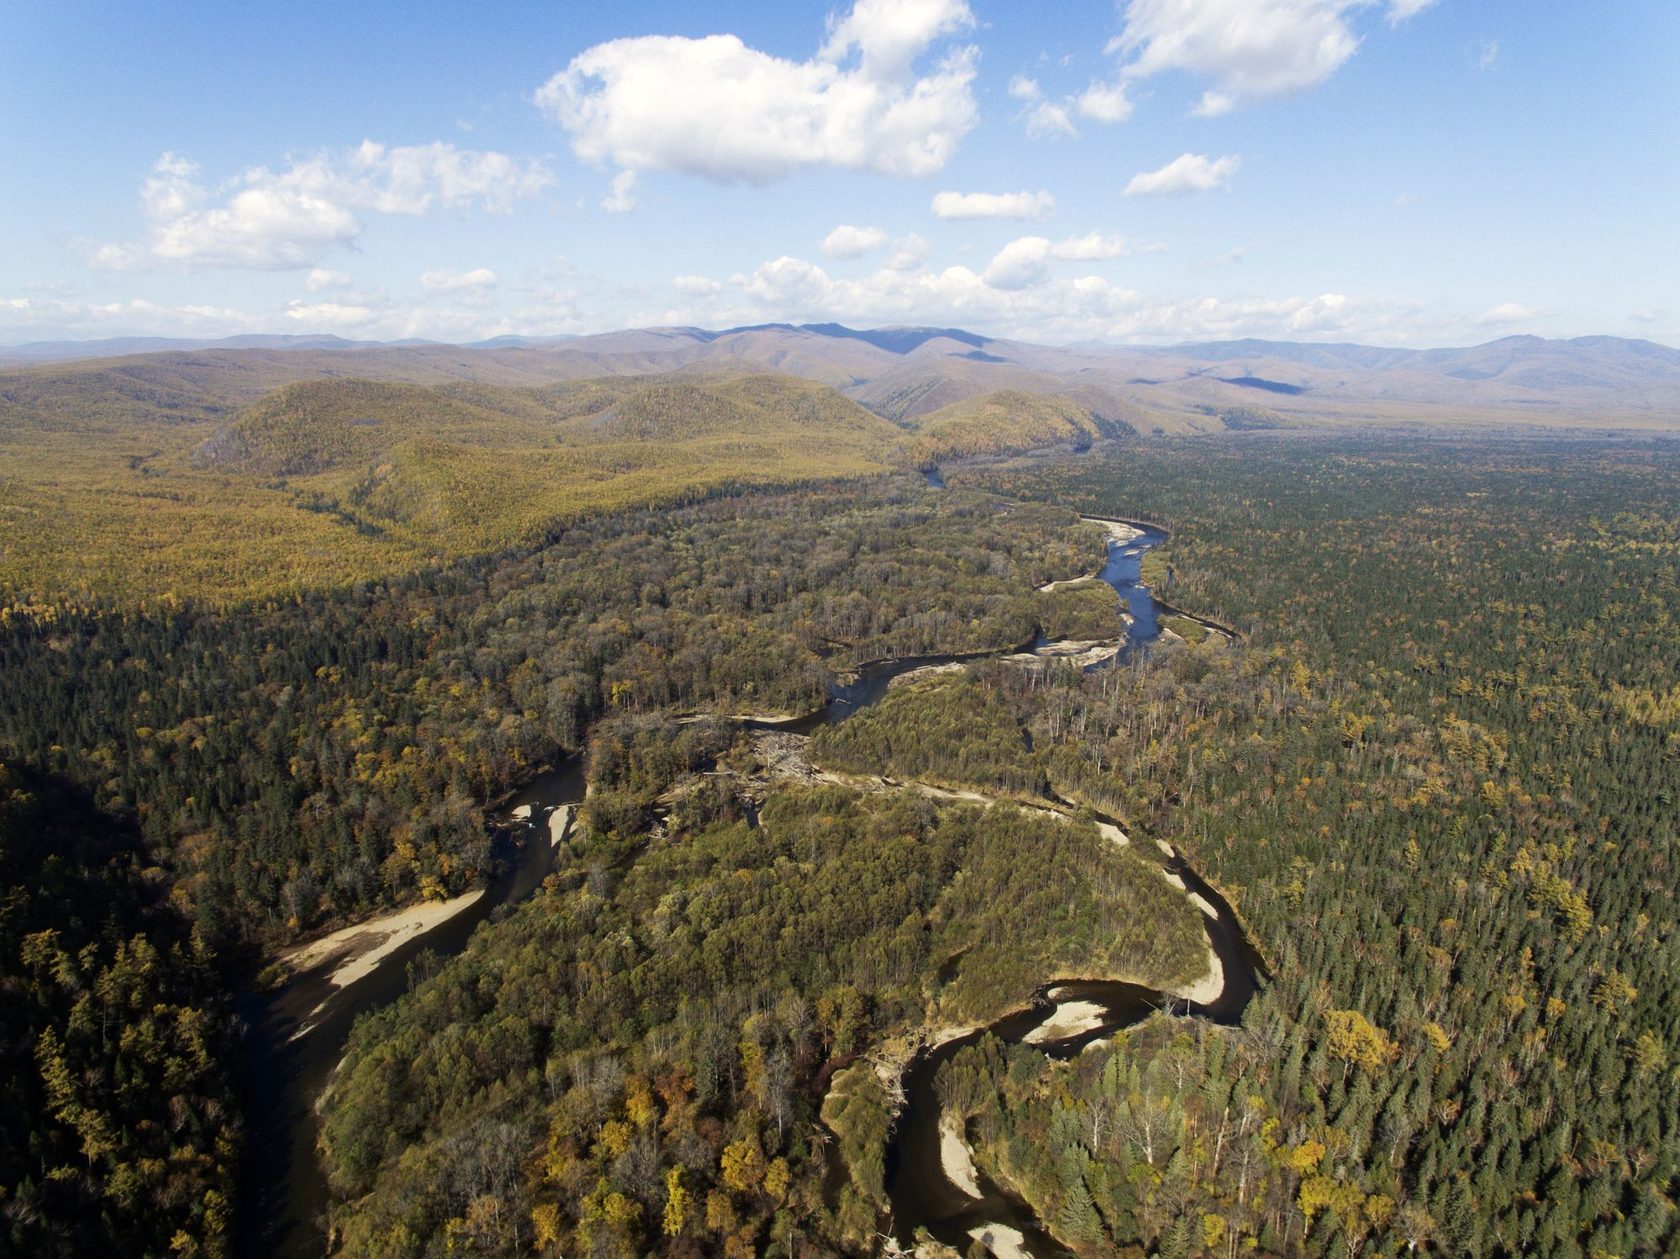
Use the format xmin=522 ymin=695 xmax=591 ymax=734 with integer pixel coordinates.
xmin=241 ymin=486 xmax=1257 ymax=1257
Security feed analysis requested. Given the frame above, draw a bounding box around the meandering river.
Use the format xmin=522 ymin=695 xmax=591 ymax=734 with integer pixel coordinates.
xmin=241 ymin=485 xmax=1259 ymax=1257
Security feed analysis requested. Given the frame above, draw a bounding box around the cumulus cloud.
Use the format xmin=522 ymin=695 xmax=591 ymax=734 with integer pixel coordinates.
xmin=694 ymin=247 xmax=1431 ymax=346
xmin=1076 ymin=80 xmax=1134 ymax=123
xmin=602 ymin=170 xmax=638 ymax=214
xmin=1052 ymin=232 xmax=1136 ymax=261
xmin=822 ymin=224 xmax=890 ymax=260
xmin=982 ymin=233 xmax=1139 ymax=289
xmin=1096 ymin=0 xmax=1431 ymax=117
xmin=671 ymin=274 xmax=721 ymax=296
xmin=306 ymin=268 xmax=352 ymax=292
xmin=91 ymin=144 xmax=551 ymax=271
xmin=1124 ymin=153 xmax=1240 ymax=197
xmin=534 ymin=0 xmax=978 ymax=184
xmin=983 ymin=238 xmax=1058 ymax=291
xmin=421 ymin=267 xmax=498 ymax=294
xmin=931 ymin=189 xmax=1056 ymax=220
xmin=1008 ymin=76 xmax=1077 ymax=139
xmin=1479 ymin=301 xmax=1547 ymax=327
xmin=887 ymin=234 xmax=932 ymax=271
xmin=283 ymin=300 xmax=380 ymax=329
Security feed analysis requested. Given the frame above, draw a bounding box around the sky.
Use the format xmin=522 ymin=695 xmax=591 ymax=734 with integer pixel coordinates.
xmin=2 ymin=0 xmax=1676 ymax=348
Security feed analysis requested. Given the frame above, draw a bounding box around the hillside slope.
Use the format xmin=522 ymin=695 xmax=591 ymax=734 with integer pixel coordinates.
xmin=0 ymin=373 xmax=906 ymax=603
xmin=905 ymin=390 xmax=1126 ymax=465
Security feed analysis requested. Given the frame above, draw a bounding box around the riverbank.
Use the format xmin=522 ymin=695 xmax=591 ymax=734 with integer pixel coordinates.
xmin=277 ymin=888 xmax=487 ymax=994
xmin=250 ymin=490 xmax=1253 ymax=1259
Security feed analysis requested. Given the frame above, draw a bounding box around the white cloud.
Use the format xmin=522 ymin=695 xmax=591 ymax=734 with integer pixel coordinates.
xmin=306 ymin=268 xmax=352 ymax=292
xmin=982 ymin=233 xmax=1139 ymax=290
xmin=1052 ymin=232 xmax=1134 ymax=261
xmin=1630 ymin=307 xmax=1667 ymax=325
xmin=331 ymin=140 xmax=551 ymax=214
xmin=822 ymin=224 xmax=890 ymax=260
xmin=931 ymin=189 xmax=1056 ymax=220
xmin=602 ymin=170 xmax=638 ymax=214
xmin=1387 ymin=0 xmax=1439 ymax=23
xmin=887 ymin=233 xmax=932 ymax=271
xmin=283 ymin=300 xmax=380 ymax=329
xmin=1124 ymin=153 xmax=1240 ymax=197
xmin=0 ymin=294 xmax=261 ymax=340
xmin=0 ymin=268 xmax=1463 ymax=350
xmin=1476 ymin=39 xmax=1500 ymax=70
xmin=983 ymin=237 xmax=1057 ymax=290
xmin=534 ymin=0 xmax=978 ymax=184
xmin=698 ymin=249 xmax=1438 ymax=346
xmin=1076 ymin=80 xmax=1134 ymax=123
xmin=1103 ymin=0 xmax=1430 ymax=116
xmin=1008 ymin=76 xmax=1077 ymax=139
xmin=421 ymin=267 xmax=498 ymax=294
xmin=735 ymin=256 xmax=837 ymax=309
xmin=91 ymin=144 xmax=551 ymax=271
xmin=1479 ymin=301 xmax=1547 ymax=327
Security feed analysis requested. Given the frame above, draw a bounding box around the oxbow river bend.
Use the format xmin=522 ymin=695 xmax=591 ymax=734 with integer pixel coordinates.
xmin=240 ymin=494 xmax=1262 ymax=1257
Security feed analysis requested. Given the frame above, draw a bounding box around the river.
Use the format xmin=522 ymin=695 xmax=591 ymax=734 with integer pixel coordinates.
xmin=240 ymin=483 xmax=1258 ymax=1257
xmin=238 ymin=763 xmax=584 ymax=1257
xmin=881 ymin=502 xmax=1262 ymax=1257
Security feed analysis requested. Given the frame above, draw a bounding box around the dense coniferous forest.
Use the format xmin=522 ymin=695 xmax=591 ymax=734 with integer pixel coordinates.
xmin=935 ymin=436 xmax=1680 ymax=1257
xmin=318 ymin=779 xmax=1205 ymax=1256
xmin=3 ymin=422 xmax=1678 ymax=1257
xmin=0 ymin=763 xmax=240 ymax=1257
xmin=0 ymin=483 xmax=1096 ymax=945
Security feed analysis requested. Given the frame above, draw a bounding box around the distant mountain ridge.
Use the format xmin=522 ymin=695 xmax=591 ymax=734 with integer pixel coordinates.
xmin=4 ymin=322 xmax=1677 ymax=430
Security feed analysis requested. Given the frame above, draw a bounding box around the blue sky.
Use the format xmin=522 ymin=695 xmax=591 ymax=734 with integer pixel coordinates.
xmin=3 ymin=0 xmax=1675 ymax=347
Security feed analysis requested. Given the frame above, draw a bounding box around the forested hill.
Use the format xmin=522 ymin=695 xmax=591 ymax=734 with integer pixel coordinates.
xmin=0 ymin=362 xmax=1120 ymax=603
xmin=6 ymin=321 xmax=1679 ymax=603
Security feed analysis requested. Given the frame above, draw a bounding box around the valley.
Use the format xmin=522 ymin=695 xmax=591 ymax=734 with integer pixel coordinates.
xmin=3 ymin=343 xmax=1678 ymax=1258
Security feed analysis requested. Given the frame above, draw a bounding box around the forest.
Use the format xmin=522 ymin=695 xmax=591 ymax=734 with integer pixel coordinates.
xmin=0 ymin=761 xmax=240 ymax=1257
xmin=934 ymin=435 xmax=1680 ymax=1257
xmin=1 ymin=421 xmax=1677 ymax=1256
xmin=0 ymin=481 xmax=1101 ymax=946
xmin=316 ymin=432 xmax=1680 ymax=1257
xmin=318 ymin=771 xmax=1205 ymax=1256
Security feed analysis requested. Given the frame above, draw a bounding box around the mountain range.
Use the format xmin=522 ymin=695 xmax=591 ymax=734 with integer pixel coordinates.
xmin=5 ymin=324 xmax=1678 ymax=433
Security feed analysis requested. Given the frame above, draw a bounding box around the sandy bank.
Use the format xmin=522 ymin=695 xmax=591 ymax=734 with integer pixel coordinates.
xmin=1173 ymin=937 xmax=1226 ymax=1006
xmin=941 ymin=1115 xmax=983 ymax=1199
xmin=927 ymin=1024 xmax=979 ymax=1051
xmin=1094 ymin=819 xmax=1129 ymax=848
xmin=967 ymin=1223 xmax=1031 ymax=1259
xmin=1037 ymin=574 xmax=1099 ymax=594
xmin=1005 ymin=639 xmax=1123 ymax=670
xmin=888 ymin=662 xmax=969 ymax=690
xmin=1024 ymin=999 xmax=1108 ymax=1045
xmin=280 ymin=889 xmax=486 ymax=993
xmin=510 ymin=804 xmax=532 ymax=820
xmin=548 ymin=803 xmax=575 ymax=847
xmin=676 ymin=710 xmax=808 ymax=725
xmin=1080 ymin=518 xmax=1145 ymax=546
